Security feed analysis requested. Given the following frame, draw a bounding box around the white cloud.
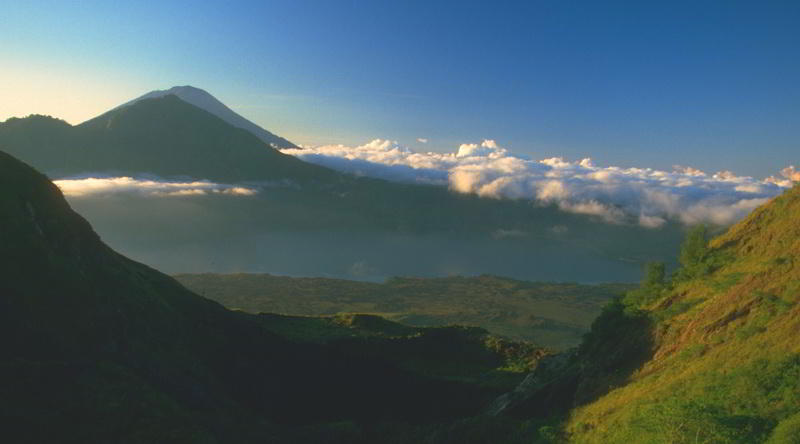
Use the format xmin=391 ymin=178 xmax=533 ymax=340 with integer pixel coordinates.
xmin=281 ymin=140 xmax=451 ymax=184
xmin=781 ymin=166 xmax=800 ymax=182
xmin=672 ymin=165 xmax=707 ymax=176
xmin=491 ymin=229 xmax=528 ymax=239
xmin=558 ymin=200 xmax=626 ymax=225
xmin=283 ymin=139 xmax=793 ymax=227
xmin=638 ymin=213 xmax=667 ymax=229
xmin=764 ymin=166 xmax=800 ymax=188
xmin=54 ymin=176 xmax=258 ymax=197
xmin=417 ymin=138 xmax=428 ymax=143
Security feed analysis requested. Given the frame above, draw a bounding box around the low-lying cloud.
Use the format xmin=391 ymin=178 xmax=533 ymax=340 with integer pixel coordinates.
xmin=283 ymin=139 xmax=796 ymax=227
xmin=779 ymin=166 xmax=800 ymax=182
xmin=54 ymin=176 xmax=258 ymax=197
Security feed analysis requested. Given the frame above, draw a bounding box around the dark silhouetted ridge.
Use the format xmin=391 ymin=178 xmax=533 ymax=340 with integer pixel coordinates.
xmin=0 ymin=151 xmax=536 ymax=442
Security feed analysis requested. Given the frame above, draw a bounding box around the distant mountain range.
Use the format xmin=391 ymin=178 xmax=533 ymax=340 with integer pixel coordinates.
xmin=117 ymin=85 xmax=297 ymax=148
xmin=0 ymin=93 xmax=331 ymax=182
xmin=0 ymin=86 xmax=687 ymax=282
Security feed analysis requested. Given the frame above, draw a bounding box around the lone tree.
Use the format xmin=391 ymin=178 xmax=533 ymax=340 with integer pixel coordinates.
xmin=624 ymin=261 xmax=667 ymax=307
xmin=678 ymin=224 xmax=710 ymax=279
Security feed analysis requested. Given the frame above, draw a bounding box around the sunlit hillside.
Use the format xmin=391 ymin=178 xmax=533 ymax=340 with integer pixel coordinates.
xmin=502 ymin=185 xmax=800 ymax=442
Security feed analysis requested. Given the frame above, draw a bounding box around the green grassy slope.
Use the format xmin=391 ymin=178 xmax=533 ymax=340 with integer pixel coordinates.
xmin=0 ymin=151 xmax=547 ymax=443
xmin=501 ymin=185 xmax=800 ymax=443
xmin=174 ymin=273 xmax=632 ymax=349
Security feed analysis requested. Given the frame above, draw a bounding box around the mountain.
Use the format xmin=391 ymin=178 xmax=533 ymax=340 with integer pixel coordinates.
xmin=0 ymin=151 xmax=546 ymax=443
xmin=117 ymin=85 xmax=297 ymax=148
xmin=4 ymin=142 xmax=795 ymax=442
xmin=0 ymin=95 xmax=337 ymax=182
xmin=0 ymin=89 xmax=688 ymax=283
xmin=492 ymin=185 xmax=800 ymax=442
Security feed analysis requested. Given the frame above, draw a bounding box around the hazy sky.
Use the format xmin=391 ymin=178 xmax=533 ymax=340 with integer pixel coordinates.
xmin=2 ymin=0 xmax=798 ymax=178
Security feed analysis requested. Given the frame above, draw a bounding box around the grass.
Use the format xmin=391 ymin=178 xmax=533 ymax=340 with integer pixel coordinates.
xmin=560 ymin=185 xmax=800 ymax=443
xmin=175 ymin=273 xmax=631 ymax=350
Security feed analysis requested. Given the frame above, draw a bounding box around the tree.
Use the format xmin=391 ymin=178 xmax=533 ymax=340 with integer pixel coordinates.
xmin=624 ymin=262 xmax=667 ymax=307
xmin=677 ymin=225 xmax=710 ymax=279
xmin=643 ymin=262 xmax=666 ymax=288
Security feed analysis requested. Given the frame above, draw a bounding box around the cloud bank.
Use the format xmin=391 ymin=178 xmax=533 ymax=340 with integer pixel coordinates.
xmin=283 ymin=140 xmax=795 ymax=227
xmin=778 ymin=166 xmax=800 ymax=182
xmin=54 ymin=176 xmax=258 ymax=197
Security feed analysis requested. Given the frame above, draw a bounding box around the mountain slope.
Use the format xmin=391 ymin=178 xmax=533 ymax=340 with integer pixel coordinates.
xmin=0 ymin=95 xmax=336 ymax=182
xmin=0 ymin=151 xmax=541 ymax=443
xmin=117 ymin=85 xmax=297 ymax=148
xmin=495 ymin=185 xmax=800 ymax=442
xmin=75 ymin=94 xmax=333 ymax=181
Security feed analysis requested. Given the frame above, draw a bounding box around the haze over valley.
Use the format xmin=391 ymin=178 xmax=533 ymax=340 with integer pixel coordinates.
xmin=2 ymin=88 xmax=792 ymax=282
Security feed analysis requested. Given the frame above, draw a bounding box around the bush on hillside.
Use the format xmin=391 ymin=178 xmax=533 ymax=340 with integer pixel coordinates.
xmin=624 ymin=261 xmax=667 ymax=307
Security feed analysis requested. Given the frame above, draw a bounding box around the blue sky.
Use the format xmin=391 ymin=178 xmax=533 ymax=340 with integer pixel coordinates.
xmin=2 ymin=0 xmax=798 ymax=178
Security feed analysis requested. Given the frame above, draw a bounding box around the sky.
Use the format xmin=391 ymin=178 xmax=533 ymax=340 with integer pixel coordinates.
xmin=1 ymin=0 xmax=798 ymax=178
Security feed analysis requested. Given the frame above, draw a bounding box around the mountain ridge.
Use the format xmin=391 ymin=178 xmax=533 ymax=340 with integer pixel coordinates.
xmin=0 ymin=94 xmax=336 ymax=183
xmin=116 ymin=85 xmax=297 ymax=148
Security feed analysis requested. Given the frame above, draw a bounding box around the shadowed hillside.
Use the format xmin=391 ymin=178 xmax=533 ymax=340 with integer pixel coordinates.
xmin=0 ymin=151 xmax=548 ymax=443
